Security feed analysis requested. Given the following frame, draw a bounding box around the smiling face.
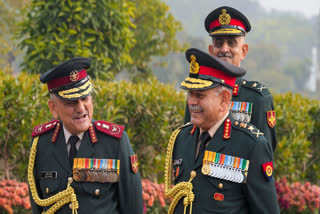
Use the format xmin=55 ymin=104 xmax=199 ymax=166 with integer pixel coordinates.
xmin=208 ymin=35 xmax=248 ymax=67
xmin=187 ymin=86 xmax=231 ymax=131
xmin=48 ymin=94 xmax=93 ymax=135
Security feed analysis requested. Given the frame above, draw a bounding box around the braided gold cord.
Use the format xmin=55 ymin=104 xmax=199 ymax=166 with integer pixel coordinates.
xmin=28 ymin=136 xmax=79 ymax=214
xmin=164 ymin=128 xmax=196 ymax=214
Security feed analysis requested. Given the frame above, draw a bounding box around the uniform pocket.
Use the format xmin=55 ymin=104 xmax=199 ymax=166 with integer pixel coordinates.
xmin=82 ymin=182 xmax=112 ymax=197
xmin=39 ymin=178 xmax=61 ymax=198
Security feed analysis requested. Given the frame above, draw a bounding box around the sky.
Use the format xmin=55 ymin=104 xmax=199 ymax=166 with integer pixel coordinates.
xmin=257 ymin=0 xmax=320 ymax=18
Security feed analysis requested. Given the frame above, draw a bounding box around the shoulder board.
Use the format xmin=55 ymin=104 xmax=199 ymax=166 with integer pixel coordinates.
xmin=232 ymin=120 xmax=264 ymax=141
xmin=32 ymin=120 xmax=60 ymax=137
xmin=241 ymin=80 xmax=270 ymax=96
xmin=94 ymin=120 xmax=124 ymax=139
xmin=177 ymin=122 xmax=193 ymax=130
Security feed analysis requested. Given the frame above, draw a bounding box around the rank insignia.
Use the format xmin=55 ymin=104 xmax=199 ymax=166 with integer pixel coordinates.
xmin=262 ymin=161 xmax=273 ymax=181
xmin=130 ymin=154 xmax=139 ymax=174
xmin=223 ymin=118 xmax=231 ymax=140
xmin=233 ymin=84 xmax=239 ymax=96
xmin=190 ymin=125 xmax=197 ymax=135
xmin=175 ymin=166 xmax=180 ymax=177
xmin=267 ymin=110 xmax=276 ymax=128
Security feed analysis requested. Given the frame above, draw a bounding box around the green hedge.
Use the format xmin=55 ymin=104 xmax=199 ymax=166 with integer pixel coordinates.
xmin=0 ymin=70 xmax=185 ymax=181
xmin=1 ymin=70 xmax=320 ymax=184
xmin=274 ymin=93 xmax=320 ymax=183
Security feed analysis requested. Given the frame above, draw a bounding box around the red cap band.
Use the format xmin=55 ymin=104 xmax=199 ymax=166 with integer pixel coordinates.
xmin=199 ymin=66 xmax=236 ymax=87
xmin=47 ymin=69 xmax=87 ymax=91
xmin=209 ymin=18 xmax=246 ymax=32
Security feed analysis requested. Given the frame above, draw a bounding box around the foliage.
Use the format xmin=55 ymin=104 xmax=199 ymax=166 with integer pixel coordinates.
xmin=0 ymin=70 xmax=185 ymax=181
xmin=0 ymin=68 xmax=50 ymax=180
xmin=0 ymin=0 xmax=30 ymax=67
xmin=0 ymin=179 xmax=31 ymax=214
xmin=94 ymin=77 xmax=185 ymax=179
xmin=154 ymin=0 xmax=319 ymax=96
xmin=17 ymin=0 xmax=135 ymax=78
xmin=128 ymin=0 xmax=186 ymax=74
xmin=142 ymin=179 xmax=169 ymax=214
xmin=276 ymin=177 xmax=320 ymax=214
xmin=273 ymin=93 xmax=320 ymax=183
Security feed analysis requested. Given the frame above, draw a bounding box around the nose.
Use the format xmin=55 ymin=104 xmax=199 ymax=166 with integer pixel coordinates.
xmin=187 ymin=92 xmax=197 ymax=105
xmin=75 ymin=99 xmax=85 ymax=112
xmin=220 ymin=41 xmax=229 ymax=53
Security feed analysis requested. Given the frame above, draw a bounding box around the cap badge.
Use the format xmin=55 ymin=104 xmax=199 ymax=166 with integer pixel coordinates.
xmin=190 ymin=55 xmax=200 ymax=74
xmin=70 ymin=70 xmax=80 ymax=82
xmin=219 ymin=9 xmax=231 ymax=25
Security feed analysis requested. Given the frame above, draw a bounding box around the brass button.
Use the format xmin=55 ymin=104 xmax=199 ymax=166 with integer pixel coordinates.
xmin=95 ymin=189 xmax=100 ymax=196
xmin=243 ymin=80 xmax=246 ymax=85
xmin=234 ymin=121 xmax=239 ymax=126
xmin=46 ymin=187 xmax=49 ymax=194
xmin=69 ymin=203 xmax=73 ymax=209
xmin=218 ymin=183 xmax=223 ymax=189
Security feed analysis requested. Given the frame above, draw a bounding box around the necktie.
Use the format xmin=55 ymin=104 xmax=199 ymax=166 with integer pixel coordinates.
xmin=68 ymin=135 xmax=79 ymax=167
xmin=196 ymin=132 xmax=211 ymax=161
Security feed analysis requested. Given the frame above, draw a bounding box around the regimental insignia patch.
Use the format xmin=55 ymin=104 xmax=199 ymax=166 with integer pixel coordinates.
xmin=262 ymin=161 xmax=273 ymax=181
xmin=266 ymin=110 xmax=276 ymax=128
xmin=130 ymin=154 xmax=139 ymax=174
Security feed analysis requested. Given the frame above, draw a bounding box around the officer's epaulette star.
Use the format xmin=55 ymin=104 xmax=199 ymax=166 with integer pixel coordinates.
xmin=232 ymin=121 xmax=264 ymax=140
xmin=32 ymin=120 xmax=60 ymax=140
xmin=94 ymin=120 xmax=124 ymax=139
xmin=241 ymin=80 xmax=270 ymax=96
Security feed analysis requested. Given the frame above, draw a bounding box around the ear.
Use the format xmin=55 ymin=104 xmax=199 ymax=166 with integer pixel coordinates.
xmin=241 ymin=43 xmax=248 ymax=60
xmin=208 ymin=44 xmax=214 ymax=55
xmin=48 ymin=99 xmax=59 ymax=119
xmin=219 ymin=89 xmax=232 ymax=112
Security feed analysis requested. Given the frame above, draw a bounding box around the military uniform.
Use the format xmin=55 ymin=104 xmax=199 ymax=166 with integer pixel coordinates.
xmin=184 ymin=6 xmax=277 ymax=152
xmin=184 ymin=77 xmax=277 ymax=151
xmin=170 ymin=118 xmax=279 ymax=214
xmin=165 ymin=48 xmax=279 ymax=213
xmin=29 ymin=120 xmax=143 ymax=214
xmin=27 ymin=57 xmax=143 ymax=214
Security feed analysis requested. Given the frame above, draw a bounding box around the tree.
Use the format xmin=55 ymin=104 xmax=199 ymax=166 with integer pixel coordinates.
xmin=0 ymin=0 xmax=30 ymax=68
xmin=17 ymin=0 xmax=135 ymax=77
xmin=128 ymin=0 xmax=186 ymax=76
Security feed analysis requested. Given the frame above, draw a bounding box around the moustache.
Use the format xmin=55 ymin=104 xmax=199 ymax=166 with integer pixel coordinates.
xmin=189 ymin=105 xmax=203 ymax=113
xmin=217 ymin=53 xmax=232 ymax=58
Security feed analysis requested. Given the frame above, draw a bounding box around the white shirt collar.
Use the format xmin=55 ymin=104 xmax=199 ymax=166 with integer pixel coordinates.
xmin=63 ymin=125 xmax=84 ymax=144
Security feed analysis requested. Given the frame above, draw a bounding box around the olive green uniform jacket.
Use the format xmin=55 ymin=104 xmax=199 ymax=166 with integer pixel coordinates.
xmin=29 ymin=120 xmax=143 ymax=214
xmin=171 ymin=116 xmax=280 ymax=214
xmin=184 ymin=77 xmax=277 ymax=152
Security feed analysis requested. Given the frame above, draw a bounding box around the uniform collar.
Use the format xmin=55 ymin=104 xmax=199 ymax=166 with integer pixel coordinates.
xmin=63 ymin=125 xmax=84 ymax=144
xmin=200 ymin=111 xmax=229 ymax=138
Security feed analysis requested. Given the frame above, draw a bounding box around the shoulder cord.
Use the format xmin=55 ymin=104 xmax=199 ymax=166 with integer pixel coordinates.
xmin=27 ymin=136 xmax=79 ymax=214
xmin=164 ymin=128 xmax=197 ymax=214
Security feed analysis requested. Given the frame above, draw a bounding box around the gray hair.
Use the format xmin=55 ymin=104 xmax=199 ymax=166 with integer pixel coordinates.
xmin=215 ymin=85 xmax=232 ymax=107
